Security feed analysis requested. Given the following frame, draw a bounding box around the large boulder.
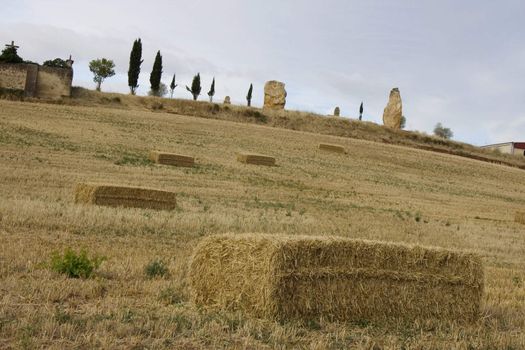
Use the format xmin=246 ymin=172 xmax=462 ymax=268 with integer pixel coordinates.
xmin=382 ymin=88 xmax=403 ymax=129
xmin=263 ymin=81 xmax=287 ymax=110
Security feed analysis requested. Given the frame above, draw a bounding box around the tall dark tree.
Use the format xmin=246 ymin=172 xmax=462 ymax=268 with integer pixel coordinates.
xmin=207 ymin=77 xmax=215 ymax=102
xmin=246 ymin=83 xmax=253 ymax=107
xmin=0 ymin=42 xmax=23 ymax=63
xmin=186 ymin=73 xmax=201 ymax=101
xmin=149 ymin=50 xmax=163 ymax=96
xmin=359 ymin=102 xmax=364 ymax=121
xmin=127 ymin=38 xmax=143 ymax=95
xmin=169 ymin=74 xmax=177 ymax=98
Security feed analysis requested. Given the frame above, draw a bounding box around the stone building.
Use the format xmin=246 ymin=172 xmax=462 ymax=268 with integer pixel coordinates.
xmin=0 ymin=41 xmax=74 ymax=99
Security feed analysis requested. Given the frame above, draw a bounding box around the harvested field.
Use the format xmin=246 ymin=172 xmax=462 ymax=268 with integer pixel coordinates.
xmin=149 ymin=150 xmax=194 ymax=167
xmin=189 ymin=233 xmax=484 ymax=323
xmin=237 ymin=152 xmax=276 ymax=166
xmin=515 ymin=212 xmax=525 ymax=224
xmin=74 ymin=182 xmax=177 ymax=210
xmin=319 ymin=143 xmax=347 ymax=154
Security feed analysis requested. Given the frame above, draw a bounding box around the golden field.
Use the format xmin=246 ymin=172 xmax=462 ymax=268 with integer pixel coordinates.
xmin=1 ymin=96 xmax=525 ymax=349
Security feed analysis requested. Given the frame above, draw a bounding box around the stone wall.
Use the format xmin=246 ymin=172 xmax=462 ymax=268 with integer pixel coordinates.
xmin=0 ymin=63 xmax=72 ymax=98
xmin=0 ymin=63 xmax=27 ymax=91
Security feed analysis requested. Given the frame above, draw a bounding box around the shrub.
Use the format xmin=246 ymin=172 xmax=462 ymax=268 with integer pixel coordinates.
xmin=144 ymin=259 xmax=169 ymax=278
xmin=50 ymin=248 xmax=105 ymax=278
xmin=43 ymin=58 xmax=68 ymax=68
xmin=433 ymin=123 xmax=453 ymax=139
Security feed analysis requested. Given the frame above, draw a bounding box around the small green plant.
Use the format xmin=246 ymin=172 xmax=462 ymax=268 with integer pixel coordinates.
xmin=144 ymin=259 xmax=169 ymax=278
xmin=50 ymin=248 xmax=104 ymax=278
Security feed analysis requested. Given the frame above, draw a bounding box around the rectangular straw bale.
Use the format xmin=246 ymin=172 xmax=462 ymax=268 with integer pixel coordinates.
xmin=189 ymin=234 xmax=484 ymax=323
xmin=515 ymin=211 xmax=525 ymax=224
xmin=237 ymin=153 xmax=276 ymax=166
xmin=149 ymin=150 xmax=194 ymax=167
xmin=74 ymin=182 xmax=177 ymax=210
xmin=319 ymin=143 xmax=347 ymax=154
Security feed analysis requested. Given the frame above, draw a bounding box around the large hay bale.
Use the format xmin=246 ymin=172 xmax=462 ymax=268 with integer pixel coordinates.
xmin=237 ymin=153 xmax=276 ymax=166
xmin=319 ymin=143 xmax=347 ymax=154
xmin=149 ymin=150 xmax=194 ymax=167
xmin=74 ymin=183 xmax=177 ymax=210
xmin=189 ymin=234 xmax=484 ymax=323
xmin=515 ymin=212 xmax=525 ymax=224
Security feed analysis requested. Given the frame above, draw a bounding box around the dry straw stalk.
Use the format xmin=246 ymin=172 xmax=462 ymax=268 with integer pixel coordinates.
xmin=74 ymin=182 xmax=177 ymax=210
xmin=189 ymin=233 xmax=484 ymax=323
xmin=515 ymin=211 xmax=525 ymax=224
xmin=237 ymin=153 xmax=276 ymax=166
xmin=319 ymin=143 xmax=347 ymax=154
xmin=149 ymin=150 xmax=194 ymax=167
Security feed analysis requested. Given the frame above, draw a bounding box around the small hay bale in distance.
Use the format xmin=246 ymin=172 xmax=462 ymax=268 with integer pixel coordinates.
xmin=515 ymin=212 xmax=525 ymax=224
xmin=189 ymin=234 xmax=484 ymax=323
xmin=237 ymin=153 xmax=276 ymax=166
xmin=319 ymin=143 xmax=347 ymax=154
xmin=149 ymin=150 xmax=194 ymax=167
xmin=74 ymin=183 xmax=177 ymax=211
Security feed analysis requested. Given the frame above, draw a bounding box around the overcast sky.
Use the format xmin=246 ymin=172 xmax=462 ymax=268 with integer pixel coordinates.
xmin=1 ymin=0 xmax=524 ymax=145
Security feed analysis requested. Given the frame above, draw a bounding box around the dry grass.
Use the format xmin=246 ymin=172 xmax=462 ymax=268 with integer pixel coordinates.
xmin=515 ymin=212 xmax=525 ymax=225
xmin=74 ymin=182 xmax=177 ymax=210
xmin=237 ymin=153 xmax=276 ymax=166
xmin=1 ymin=98 xmax=525 ymax=348
xmin=319 ymin=143 xmax=347 ymax=154
xmin=190 ymin=233 xmax=483 ymax=323
xmin=149 ymin=150 xmax=194 ymax=167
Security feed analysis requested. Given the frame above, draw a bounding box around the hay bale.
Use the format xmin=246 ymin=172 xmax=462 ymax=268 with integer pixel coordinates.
xmin=189 ymin=234 xmax=484 ymax=323
xmin=319 ymin=143 xmax=346 ymax=154
xmin=515 ymin=212 xmax=525 ymax=224
xmin=237 ymin=153 xmax=276 ymax=166
xmin=74 ymin=183 xmax=177 ymax=210
xmin=149 ymin=150 xmax=194 ymax=167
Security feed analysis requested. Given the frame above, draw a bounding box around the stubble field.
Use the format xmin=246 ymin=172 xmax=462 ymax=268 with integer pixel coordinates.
xmin=1 ymin=99 xmax=524 ymax=349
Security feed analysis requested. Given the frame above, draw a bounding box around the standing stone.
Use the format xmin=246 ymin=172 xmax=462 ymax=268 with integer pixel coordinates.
xmin=223 ymin=96 xmax=231 ymax=105
xmin=334 ymin=107 xmax=340 ymax=116
xmin=382 ymin=88 xmax=403 ymax=129
xmin=263 ymin=80 xmax=287 ymax=110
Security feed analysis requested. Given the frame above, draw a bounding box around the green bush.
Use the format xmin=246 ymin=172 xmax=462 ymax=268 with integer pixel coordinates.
xmin=144 ymin=259 xmax=169 ymax=278
xmin=50 ymin=248 xmax=104 ymax=278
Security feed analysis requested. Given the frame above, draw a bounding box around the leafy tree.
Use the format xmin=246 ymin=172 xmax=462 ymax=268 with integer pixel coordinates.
xmin=128 ymin=38 xmax=143 ymax=95
xmin=148 ymin=83 xmax=168 ymax=97
xmin=89 ymin=58 xmax=115 ymax=91
xmin=169 ymin=74 xmax=178 ymax=98
xmin=246 ymin=83 xmax=253 ymax=107
xmin=400 ymin=115 xmax=406 ymax=130
xmin=433 ymin=123 xmax=453 ymax=139
xmin=149 ymin=50 xmax=163 ymax=96
xmin=43 ymin=58 xmax=68 ymax=68
xmin=207 ymin=77 xmax=215 ymax=102
xmin=359 ymin=102 xmax=363 ymax=121
xmin=186 ymin=73 xmax=201 ymax=101
xmin=0 ymin=45 xmax=23 ymax=64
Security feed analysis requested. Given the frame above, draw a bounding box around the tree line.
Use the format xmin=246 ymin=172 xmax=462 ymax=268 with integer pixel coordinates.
xmin=89 ymin=38 xmax=254 ymax=106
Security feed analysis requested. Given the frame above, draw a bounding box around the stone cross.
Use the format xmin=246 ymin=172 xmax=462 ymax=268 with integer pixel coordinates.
xmin=5 ymin=41 xmax=19 ymax=49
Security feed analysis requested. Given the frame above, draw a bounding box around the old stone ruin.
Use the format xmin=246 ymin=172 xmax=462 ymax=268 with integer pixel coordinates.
xmin=263 ymin=80 xmax=287 ymax=110
xmin=0 ymin=41 xmax=74 ymax=99
xmin=382 ymin=88 xmax=403 ymax=129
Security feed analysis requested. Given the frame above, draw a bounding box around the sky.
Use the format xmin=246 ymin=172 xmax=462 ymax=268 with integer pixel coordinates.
xmin=1 ymin=0 xmax=524 ymax=145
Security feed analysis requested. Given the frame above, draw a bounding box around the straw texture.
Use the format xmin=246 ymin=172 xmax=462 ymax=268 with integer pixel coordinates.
xmin=515 ymin=212 xmax=525 ymax=224
xmin=189 ymin=234 xmax=484 ymax=323
xmin=319 ymin=143 xmax=347 ymax=154
xmin=74 ymin=183 xmax=177 ymax=210
xmin=237 ymin=153 xmax=276 ymax=166
xmin=149 ymin=150 xmax=194 ymax=167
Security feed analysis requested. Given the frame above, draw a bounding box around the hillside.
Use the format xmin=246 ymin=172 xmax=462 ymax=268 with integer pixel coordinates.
xmin=1 ymin=99 xmax=525 ymax=348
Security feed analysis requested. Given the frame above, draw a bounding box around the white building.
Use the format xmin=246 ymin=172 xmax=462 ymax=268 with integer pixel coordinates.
xmin=480 ymin=142 xmax=525 ymax=157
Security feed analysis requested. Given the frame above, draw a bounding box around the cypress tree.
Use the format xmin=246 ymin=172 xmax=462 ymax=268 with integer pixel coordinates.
xmin=127 ymin=38 xmax=143 ymax=95
xmin=169 ymin=74 xmax=177 ymax=98
xmin=246 ymin=83 xmax=253 ymax=107
xmin=207 ymin=77 xmax=215 ymax=102
xmin=359 ymin=102 xmax=364 ymax=121
xmin=185 ymin=73 xmax=201 ymax=101
xmin=149 ymin=50 xmax=163 ymax=96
